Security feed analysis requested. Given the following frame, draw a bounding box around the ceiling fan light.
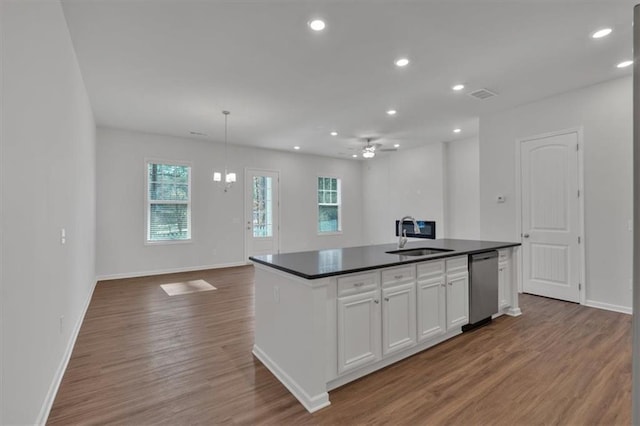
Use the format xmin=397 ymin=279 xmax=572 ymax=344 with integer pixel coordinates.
xmin=213 ymin=172 xmax=222 ymax=182
xmin=362 ymin=150 xmax=375 ymax=159
xmin=226 ymin=172 xmax=237 ymax=183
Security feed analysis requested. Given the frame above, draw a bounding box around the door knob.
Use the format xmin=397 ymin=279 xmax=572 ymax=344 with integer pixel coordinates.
xmin=523 ymin=233 xmax=530 ymax=238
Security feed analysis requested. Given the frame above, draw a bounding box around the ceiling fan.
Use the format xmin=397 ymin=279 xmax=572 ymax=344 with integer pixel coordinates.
xmin=352 ymin=136 xmax=399 ymax=159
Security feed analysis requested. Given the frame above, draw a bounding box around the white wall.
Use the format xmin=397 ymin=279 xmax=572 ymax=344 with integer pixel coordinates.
xmin=361 ymin=143 xmax=445 ymax=245
xmin=444 ymin=138 xmax=480 ymax=240
xmin=479 ymin=76 xmax=632 ymax=312
xmin=96 ymin=127 xmax=364 ymax=278
xmin=1 ymin=1 xmax=97 ymax=424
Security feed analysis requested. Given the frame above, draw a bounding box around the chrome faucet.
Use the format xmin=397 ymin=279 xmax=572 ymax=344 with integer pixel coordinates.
xmin=397 ymin=216 xmax=420 ymax=249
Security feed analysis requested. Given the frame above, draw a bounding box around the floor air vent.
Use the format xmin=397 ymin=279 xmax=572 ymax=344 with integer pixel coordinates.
xmin=468 ymin=88 xmax=498 ymax=100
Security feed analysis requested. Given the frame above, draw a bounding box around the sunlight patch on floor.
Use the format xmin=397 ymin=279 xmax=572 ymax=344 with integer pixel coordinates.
xmin=160 ymin=279 xmax=217 ymax=296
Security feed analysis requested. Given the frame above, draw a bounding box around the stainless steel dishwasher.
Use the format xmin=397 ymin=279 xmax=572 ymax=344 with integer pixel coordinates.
xmin=463 ymin=250 xmax=499 ymax=331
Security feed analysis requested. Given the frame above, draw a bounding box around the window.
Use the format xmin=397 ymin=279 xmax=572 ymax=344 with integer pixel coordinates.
xmin=252 ymin=175 xmax=273 ymax=238
xmin=318 ymin=176 xmax=341 ymax=233
xmin=146 ymin=161 xmax=191 ymax=242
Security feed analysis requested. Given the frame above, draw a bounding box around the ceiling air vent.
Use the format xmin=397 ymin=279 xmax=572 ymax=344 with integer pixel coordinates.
xmin=468 ymin=88 xmax=498 ymax=100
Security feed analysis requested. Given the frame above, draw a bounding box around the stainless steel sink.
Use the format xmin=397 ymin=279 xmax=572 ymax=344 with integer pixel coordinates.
xmin=385 ymin=248 xmax=454 ymax=256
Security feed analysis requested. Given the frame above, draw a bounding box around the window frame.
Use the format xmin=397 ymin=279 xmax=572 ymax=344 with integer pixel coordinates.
xmin=316 ymin=175 xmax=342 ymax=235
xmin=144 ymin=158 xmax=193 ymax=245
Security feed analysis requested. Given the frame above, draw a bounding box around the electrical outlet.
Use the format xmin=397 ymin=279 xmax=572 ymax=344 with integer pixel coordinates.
xmin=60 ymin=228 xmax=66 ymax=245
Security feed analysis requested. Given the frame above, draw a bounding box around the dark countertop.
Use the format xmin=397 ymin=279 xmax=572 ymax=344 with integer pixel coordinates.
xmin=250 ymin=239 xmax=521 ymax=280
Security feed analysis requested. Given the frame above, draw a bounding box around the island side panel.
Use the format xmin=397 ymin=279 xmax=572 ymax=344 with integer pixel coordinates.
xmin=252 ymin=264 xmax=331 ymax=412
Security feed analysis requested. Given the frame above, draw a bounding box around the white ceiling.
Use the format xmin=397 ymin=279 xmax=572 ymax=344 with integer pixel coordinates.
xmin=61 ymin=0 xmax=635 ymax=159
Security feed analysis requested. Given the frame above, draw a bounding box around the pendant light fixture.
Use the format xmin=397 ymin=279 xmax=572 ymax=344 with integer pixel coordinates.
xmin=213 ymin=110 xmax=236 ymax=192
xmin=362 ymin=138 xmax=376 ymax=159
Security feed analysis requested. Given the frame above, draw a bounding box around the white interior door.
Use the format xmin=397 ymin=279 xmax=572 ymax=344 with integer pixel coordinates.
xmin=520 ymin=131 xmax=581 ymax=302
xmin=245 ymin=169 xmax=279 ymax=258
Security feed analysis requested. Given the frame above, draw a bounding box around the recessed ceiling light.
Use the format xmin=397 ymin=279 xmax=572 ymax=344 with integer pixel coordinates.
xmin=386 ymin=110 xmax=397 ymax=116
xmin=330 ymin=131 xmax=338 ymax=136
xmin=352 ymin=154 xmax=358 ymax=158
xmin=395 ymin=58 xmax=410 ymax=67
xmin=294 ymin=146 xmax=300 ymax=150
xmin=308 ymin=19 xmax=326 ymax=31
xmin=394 ymin=144 xmax=400 ymax=148
xmin=617 ymin=60 xmax=633 ymax=68
xmin=453 ymin=128 xmax=461 ymax=133
xmin=592 ymin=28 xmax=612 ymax=39
xmin=452 ymin=84 xmax=465 ymax=91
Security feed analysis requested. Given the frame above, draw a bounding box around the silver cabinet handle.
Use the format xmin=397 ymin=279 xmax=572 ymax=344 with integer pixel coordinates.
xmin=441 ymin=282 xmax=446 ymax=287
xmin=354 ymin=282 xmax=364 ymax=287
xmin=384 ymin=297 xmax=390 ymax=302
xmin=448 ymin=282 xmax=453 ymax=286
xmin=374 ymin=299 xmax=380 ymax=304
xmin=523 ymin=233 xmax=530 ymax=238
xmin=394 ymin=275 xmax=403 ymax=279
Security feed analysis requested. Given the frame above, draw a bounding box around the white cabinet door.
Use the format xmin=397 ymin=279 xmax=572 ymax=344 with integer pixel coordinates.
xmin=499 ymin=260 xmax=512 ymax=310
xmin=417 ymin=275 xmax=446 ymax=342
xmin=446 ymin=272 xmax=469 ymax=330
xmin=337 ymin=289 xmax=381 ymax=374
xmin=382 ymin=282 xmax=417 ymax=356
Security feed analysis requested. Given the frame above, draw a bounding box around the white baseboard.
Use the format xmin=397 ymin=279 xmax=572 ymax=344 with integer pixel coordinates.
xmin=506 ymin=307 xmax=522 ymax=317
xmin=252 ymin=345 xmax=330 ymax=413
xmin=96 ymin=261 xmax=249 ymax=281
xmin=36 ymin=279 xmax=98 ymax=425
xmin=585 ymin=299 xmax=632 ymax=315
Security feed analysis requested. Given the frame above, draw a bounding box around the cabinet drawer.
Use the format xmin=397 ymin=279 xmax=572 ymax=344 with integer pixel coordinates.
xmin=382 ymin=265 xmax=416 ymax=288
xmin=417 ymin=260 xmax=445 ymax=280
xmin=445 ymin=256 xmax=468 ymax=273
xmin=337 ymin=272 xmax=379 ymax=296
xmin=498 ymin=249 xmax=511 ymax=261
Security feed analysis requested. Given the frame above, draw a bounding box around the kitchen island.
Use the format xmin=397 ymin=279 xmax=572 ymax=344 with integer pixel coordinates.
xmin=250 ymin=239 xmax=521 ymax=412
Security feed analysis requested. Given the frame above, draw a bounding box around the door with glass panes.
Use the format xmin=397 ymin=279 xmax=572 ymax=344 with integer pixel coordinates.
xmin=245 ymin=169 xmax=279 ymax=258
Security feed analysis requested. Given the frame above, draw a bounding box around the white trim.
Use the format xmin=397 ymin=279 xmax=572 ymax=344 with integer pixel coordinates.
xmin=515 ymin=127 xmax=585 ymax=304
xmin=505 ymin=307 xmax=523 ymax=316
xmin=317 ymin=231 xmax=343 ymax=237
xmin=252 ymin=345 xmax=331 ymax=413
xmin=96 ymin=261 xmax=247 ymax=281
xmin=36 ymin=279 xmax=98 ymax=425
xmin=585 ymin=300 xmax=632 ymax=315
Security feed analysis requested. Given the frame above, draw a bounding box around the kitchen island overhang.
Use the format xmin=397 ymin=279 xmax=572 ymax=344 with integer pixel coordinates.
xmin=250 ymin=239 xmax=521 ymax=413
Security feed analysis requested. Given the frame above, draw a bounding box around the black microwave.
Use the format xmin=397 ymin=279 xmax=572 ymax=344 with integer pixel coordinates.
xmin=395 ymin=220 xmax=436 ymax=239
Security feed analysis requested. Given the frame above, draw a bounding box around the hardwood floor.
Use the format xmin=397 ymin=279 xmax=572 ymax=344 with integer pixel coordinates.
xmin=48 ymin=266 xmax=631 ymax=425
